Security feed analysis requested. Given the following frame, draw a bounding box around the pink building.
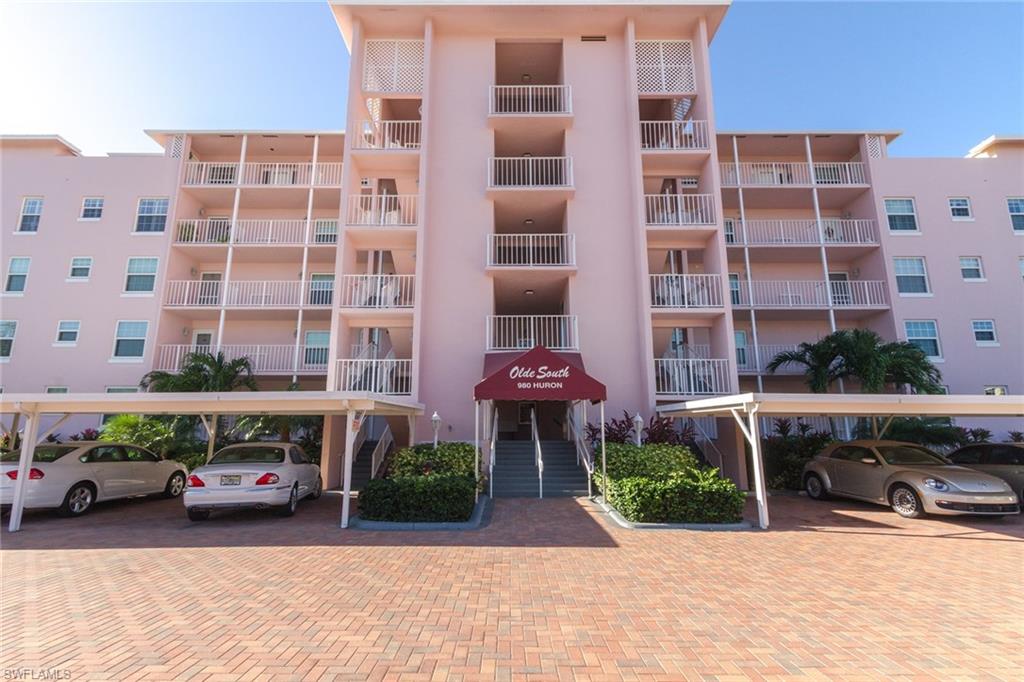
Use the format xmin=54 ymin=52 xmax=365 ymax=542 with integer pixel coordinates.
xmin=2 ymin=1 xmax=1022 ymax=493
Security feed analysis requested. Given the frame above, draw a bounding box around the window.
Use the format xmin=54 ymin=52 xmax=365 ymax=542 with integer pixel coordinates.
xmin=884 ymin=198 xmax=918 ymax=232
xmin=984 ymin=385 xmax=1008 ymax=396
xmin=5 ymin=258 xmax=30 ymax=293
xmin=734 ymin=330 xmax=748 ymax=367
xmin=303 ymin=330 xmax=330 ymax=367
xmin=0 ymin=321 xmax=15 ymax=359
xmin=893 ymin=257 xmax=929 ymax=294
xmin=971 ymin=320 xmax=997 ymax=345
xmin=728 ymin=273 xmax=741 ymax=305
xmin=313 ymin=219 xmax=338 ymax=244
xmin=46 ymin=386 xmax=69 ymax=394
xmin=948 ymin=197 xmax=972 ymax=220
xmin=69 ymin=257 xmax=93 ymax=281
xmin=134 ymin=198 xmax=169 ymax=233
xmin=959 ymin=256 xmax=984 ymax=280
xmin=113 ymin=320 xmax=148 ymax=359
xmin=80 ymin=197 xmax=104 ymax=220
xmin=905 ymin=320 xmax=941 ymax=358
xmin=124 ymin=257 xmax=158 ymax=293
xmin=1020 ymin=257 xmax=1024 ymax=280
xmin=18 ymin=197 xmax=43 ymax=232
xmin=1009 ymin=198 xmax=1024 ymax=232
xmin=988 ymin=445 xmax=1024 ymax=465
xmin=55 ymin=321 xmax=80 ymax=345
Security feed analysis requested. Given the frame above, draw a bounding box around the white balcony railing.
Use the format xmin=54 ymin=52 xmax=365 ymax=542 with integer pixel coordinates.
xmin=486 ymin=315 xmax=579 ymax=351
xmin=336 ymin=358 xmax=412 ymax=395
xmin=489 ymin=85 xmax=573 ymax=115
xmin=488 ymin=157 xmax=574 ymax=189
xmin=725 ymin=219 xmax=878 ymax=246
xmin=662 ymin=344 xmax=711 ymax=360
xmin=353 ymin=120 xmax=421 ymax=150
xmin=644 ymin=194 xmax=716 ymax=226
xmin=720 ymin=162 xmax=867 ymax=187
xmin=174 ymin=219 xmax=232 ymax=244
xmin=155 ymin=344 xmax=328 ymax=374
xmin=346 ymin=195 xmax=418 ymax=226
xmin=736 ymin=344 xmax=801 ymax=373
xmin=732 ymin=280 xmax=888 ymax=308
xmin=487 ymin=234 xmax=575 ymax=267
xmin=813 ymin=162 xmax=867 ymax=185
xmin=338 ymin=275 xmax=415 ymax=308
xmin=164 ymin=280 xmax=334 ymax=308
xmin=639 ymin=120 xmax=710 ymax=151
xmin=174 ymin=219 xmax=339 ymax=245
xmin=183 ymin=162 xmax=342 ymax=187
xmin=653 ymin=358 xmax=731 ymax=396
xmin=650 ymin=274 xmax=724 ymax=308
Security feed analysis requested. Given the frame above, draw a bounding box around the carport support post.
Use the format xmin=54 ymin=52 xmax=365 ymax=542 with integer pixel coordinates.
xmin=474 ymin=400 xmax=480 ymax=502
xmin=340 ymin=409 xmax=357 ymax=529
xmin=600 ymin=401 xmax=607 ymax=501
xmin=8 ymin=411 xmax=40 ymax=533
xmin=730 ymin=407 xmax=769 ymax=530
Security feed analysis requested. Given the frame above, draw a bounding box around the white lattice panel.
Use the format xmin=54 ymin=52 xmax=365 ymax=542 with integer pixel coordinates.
xmin=168 ymin=134 xmax=184 ymax=159
xmin=635 ymin=40 xmax=695 ymax=94
xmin=867 ymin=135 xmax=885 ymax=159
xmin=362 ymin=39 xmax=424 ymax=93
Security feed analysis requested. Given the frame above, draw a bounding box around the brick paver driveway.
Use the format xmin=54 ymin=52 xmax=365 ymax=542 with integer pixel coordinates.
xmin=2 ymin=493 xmax=1022 ymax=680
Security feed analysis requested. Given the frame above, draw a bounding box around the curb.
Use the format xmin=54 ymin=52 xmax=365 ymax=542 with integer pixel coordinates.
xmin=591 ymin=496 xmax=754 ymax=531
xmin=349 ymin=495 xmax=492 ymax=531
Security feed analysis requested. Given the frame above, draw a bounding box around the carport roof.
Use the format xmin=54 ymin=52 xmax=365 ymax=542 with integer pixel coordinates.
xmin=0 ymin=391 xmax=423 ymax=417
xmin=657 ymin=392 xmax=1024 ymax=419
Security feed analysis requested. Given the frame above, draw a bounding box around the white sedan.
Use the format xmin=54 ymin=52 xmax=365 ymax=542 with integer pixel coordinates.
xmin=0 ymin=442 xmax=187 ymax=517
xmin=183 ymin=442 xmax=321 ymax=521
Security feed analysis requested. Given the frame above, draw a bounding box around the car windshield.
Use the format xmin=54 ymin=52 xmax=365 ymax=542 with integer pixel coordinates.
xmin=876 ymin=445 xmax=947 ymax=466
xmin=209 ymin=446 xmax=285 ymax=464
xmin=0 ymin=445 xmax=78 ymax=463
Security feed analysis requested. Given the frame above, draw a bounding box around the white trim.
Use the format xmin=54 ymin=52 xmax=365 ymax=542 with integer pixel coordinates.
xmin=122 ymin=256 xmax=159 ymax=294
xmin=80 ymin=196 xmax=105 ymax=220
xmin=883 ymin=196 xmax=920 ymax=233
xmin=892 ymin=256 xmax=930 ymax=295
xmin=67 ymin=256 xmax=93 ymax=281
xmin=53 ymin=320 xmax=81 ymax=346
xmin=971 ymin=319 xmax=998 ymax=346
xmin=947 ymin=196 xmax=973 ymax=221
xmin=111 ymin=319 xmax=149 ymax=361
xmin=903 ymin=318 xmax=942 ymax=361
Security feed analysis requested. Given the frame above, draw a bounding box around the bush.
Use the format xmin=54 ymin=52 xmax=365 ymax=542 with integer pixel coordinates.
xmin=763 ymin=429 xmax=833 ymax=490
xmin=388 ymin=441 xmax=476 ymax=478
xmin=359 ymin=475 xmax=476 ymax=522
xmin=602 ymin=442 xmax=698 ymax=479
xmin=603 ymin=469 xmax=745 ymax=524
xmin=100 ymin=415 xmax=175 ymax=455
xmin=173 ymin=452 xmax=208 ymax=472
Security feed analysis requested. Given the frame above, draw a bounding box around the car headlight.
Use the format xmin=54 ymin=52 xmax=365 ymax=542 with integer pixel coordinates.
xmin=923 ymin=478 xmax=949 ymax=492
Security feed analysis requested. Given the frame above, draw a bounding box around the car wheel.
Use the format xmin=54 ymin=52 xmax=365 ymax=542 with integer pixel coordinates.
xmin=310 ymin=477 xmax=323 ymax=500
xmin=804 ymin=473 xmax=828 ymax=500
xmin=187 ymin=508 xmax=210 ymax=522
xmin=276 ymin=485 xmax=298 ymax=517
xmin=164 ymin=472 xmax=186 ymax=498
xmin=58 ymin=482 xmax=96 ymax=517
xmin=889 ymin=484 xmax=925 ymax=518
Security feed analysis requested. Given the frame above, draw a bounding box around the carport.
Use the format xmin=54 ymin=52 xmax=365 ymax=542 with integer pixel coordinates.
xmin=0 ymin=391 xmax=423 ymax=532
xmin=658 ymin=392 xmax=1024 ymax=530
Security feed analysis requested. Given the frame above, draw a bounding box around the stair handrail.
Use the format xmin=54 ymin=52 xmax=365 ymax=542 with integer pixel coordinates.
xmin=369 ymin=422 xmax=393 ymax=479
xmin=531 ymin=408 xmax=544 ymax=499
xmin=489 ymin=407 xmax=499 ymax=498
xmin=352 ymin=411 xmax=369 ymax=460
xmin=566 ymin=403 xmax=594 ymax=498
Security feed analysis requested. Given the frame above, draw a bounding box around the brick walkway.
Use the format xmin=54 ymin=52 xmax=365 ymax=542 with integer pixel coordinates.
xmin=1 ymin=494 xmax=1021 ymax=680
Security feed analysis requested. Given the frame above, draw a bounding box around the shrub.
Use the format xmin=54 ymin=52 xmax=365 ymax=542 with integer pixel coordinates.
xmin=602 ymin=442 xmax=698 ymax=480
xmin=763 ymin=430 xmax=833 ymax=491
xmin=603 ymin=468 xmax=745 ymax=524
xmin=69 ymin=428 xmax=101 ymax=441
xmin=388 ymin=441 xmax=476 ymax=478
xmin=173 ymin=452 xmax=208 ymax=472
xmin=100 ymin=414 xmax=175 ymax=455
xmin=359 ymin=475 xmax=476 ymax=522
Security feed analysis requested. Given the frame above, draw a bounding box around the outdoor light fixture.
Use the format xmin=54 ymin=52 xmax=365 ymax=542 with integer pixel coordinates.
xmin=523 ymin=218 xmax=534 ymax=226
xmin=633 ymin=413 xmax=643 ymax=445
xmin=524 ymin=289 xmax=535 ymax=296
xmin=431 ymin=411 xmax=441 ymax=448
xmin=521 ymin=73 xmax=532 ymax=82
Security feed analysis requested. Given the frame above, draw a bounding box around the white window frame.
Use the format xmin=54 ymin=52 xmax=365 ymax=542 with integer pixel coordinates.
xmin=904 ymin=319 xmax=942 ymax=361
xmin=45 ymin=386 xmax=69 ymax=394
xmin=884 ymin=197 xmax=919 ymax=233
xmin=133 ymin=197 xmax=170 ymax=234
xmin=110 ymin=320 xmax=149 ymax=362
xmin=67 ymin=256 xmax=93 ymax=282
xmin=1019 ymin=257 xmax=1024 ymax=280
xmin=17 ymin=197 xmax=43 ymax=233
xmin=958 ymin=256 xmax=985 ymax=281
xmin=54 ymin=320 xmax=81 ymax=346
xmin=984 ymin=385 xmax=1008 ymax=396
xmin=971 ymin=319 xmax=998 ymax=347
xmin=123 ymin=257 xmax=159 ymax=295
xmin=0 ymin=320 xmax=16 ymax=361
xmin=1008 ymin=197 xmax=1024 ymax=233
xmin=4 ymin=257 xmax=31 ymax=295
xmin=80 ymin=197 xmax=105 ymax=221
xmin=893 ymin=257 xmax=931 ymax=296
xmin=947 ymin=197 xmax=973 ymax=221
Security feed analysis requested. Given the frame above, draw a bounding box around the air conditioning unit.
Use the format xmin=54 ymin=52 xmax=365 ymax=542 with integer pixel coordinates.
xmin=360 ymin=177 xmax=372 ymax=188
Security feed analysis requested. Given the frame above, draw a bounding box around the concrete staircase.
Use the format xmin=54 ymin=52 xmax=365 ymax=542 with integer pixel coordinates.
xmin=490 ymin=440 xmax=589 ymax=498
xmin=350 ymin=439 xmax=376 ymax=491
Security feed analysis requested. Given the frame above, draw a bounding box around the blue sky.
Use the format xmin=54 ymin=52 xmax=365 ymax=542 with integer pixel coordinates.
xmin=1 ymin=1 xmax=1020 ymax=157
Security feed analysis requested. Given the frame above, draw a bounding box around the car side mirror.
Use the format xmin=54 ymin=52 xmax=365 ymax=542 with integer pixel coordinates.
xmin=860 ymin=457 xmax=878 ymax=465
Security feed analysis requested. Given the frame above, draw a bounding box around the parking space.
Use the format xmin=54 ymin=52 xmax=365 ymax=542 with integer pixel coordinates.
xmin=2 ymin=494 xmax=1021 ymax=679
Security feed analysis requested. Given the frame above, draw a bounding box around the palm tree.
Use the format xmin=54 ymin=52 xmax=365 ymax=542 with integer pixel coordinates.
xmin=764 ymin=336 xmax=842 ymax=393
xmin=231 ymin=382 xmax=320 ymax=443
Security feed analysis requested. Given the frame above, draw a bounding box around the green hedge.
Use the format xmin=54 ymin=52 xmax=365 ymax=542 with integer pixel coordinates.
xmin=388 ymin=441 xmax=477 ymax=478
xmin=763 ymin=431 xmax=833 ymax=490
xmin=359 ymin=475 xmax=476 ymax=522
xmin=602 ymin=442 xmax=698 ymax=479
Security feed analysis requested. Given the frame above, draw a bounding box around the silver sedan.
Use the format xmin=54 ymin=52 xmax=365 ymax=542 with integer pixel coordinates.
xmin=803 ymin=440 xmax=1020 ymax=518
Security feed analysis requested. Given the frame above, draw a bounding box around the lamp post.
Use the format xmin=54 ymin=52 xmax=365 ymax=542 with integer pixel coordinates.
xmin=633 ymin=412 xmax=643 ymax=446
xmin=431 ymin=411 xmax=441 ymax=449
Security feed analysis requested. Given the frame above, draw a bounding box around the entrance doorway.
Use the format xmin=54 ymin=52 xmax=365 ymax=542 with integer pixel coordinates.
xmin=494 ymin=400 xmax=567 ymax=440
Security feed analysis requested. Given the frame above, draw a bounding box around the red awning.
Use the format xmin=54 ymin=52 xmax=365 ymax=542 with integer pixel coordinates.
xmin=474 ymin=346 xmax=607 ymax=402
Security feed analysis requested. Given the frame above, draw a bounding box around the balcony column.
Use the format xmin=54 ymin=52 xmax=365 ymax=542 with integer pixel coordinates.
xmin=216 ymin=134 xmax=248 ymax=350
xmin=804 ymin=134 xmax=837 ymax=334
xmin=732 ymin=136 xmax=763 ymax=391
xmin=292 ymin=134 xmax=320 ymax=383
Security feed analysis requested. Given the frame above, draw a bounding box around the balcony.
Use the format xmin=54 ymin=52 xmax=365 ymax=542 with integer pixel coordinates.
xmin=345 ymin=195 xmax=417 ymax=226
xmin=174 ymin=219 xmax=338 ymax=246
xmin=719 ymin=162 xmax=867 ymax=187
xmin=650 ymin=274 xmax=724 ymax=309
xmin=155 ymin=344 xmax=328 ymax=375
xmin=183 ymin=162 xmax=343 ymax=187
xmin=486 ymin=315 xmax=578 ymax=351
xmin=653 ymin=358 xmax=731 ymax=396
xmin=644 ymin=194 xmax=716 ymax=226
xmin=336 ymin=357 xmax=412 ymax=395
xmin=488 ymin=157 xmax=574 ymax=190
xmin=338 ymin=275 xmax=415 ymax=309
xmin=725 ymin=219 xmax=878 ymax=247
xmin=639 ymin=120 xmax=710 ymax=151
xmin=736 ymin=344 xmax=802 ymax=374
xmin=489 ymin=85 xmax=573 ymax=116
xmin=164 ymin=280 xmax=334 ymax=308
xmin=352 ymin=120 xmax=421 ymax=151
xmin=732 ymin=280 xmax=888 ymax=309
xmin=487 ymin=234 xmax=575 ymax=267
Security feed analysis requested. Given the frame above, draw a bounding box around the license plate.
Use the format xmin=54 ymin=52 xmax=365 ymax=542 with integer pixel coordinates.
xmin=221 ymin=475 xmax=241 ymax=486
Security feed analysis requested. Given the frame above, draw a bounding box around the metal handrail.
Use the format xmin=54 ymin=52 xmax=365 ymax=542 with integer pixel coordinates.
xmin=566 ymin=403 xmax=593 ymax=497
xmin=488 ymin=407 xmax=499 ymax=498
xmin=369 ymin=423 xmax=393 ymax=479
xmin=531 ymin=408 xmax=544 ymax=499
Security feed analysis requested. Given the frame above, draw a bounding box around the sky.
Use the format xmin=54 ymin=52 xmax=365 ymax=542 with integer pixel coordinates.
xmin=0 ymin=1 xmax=1021 ymax=158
